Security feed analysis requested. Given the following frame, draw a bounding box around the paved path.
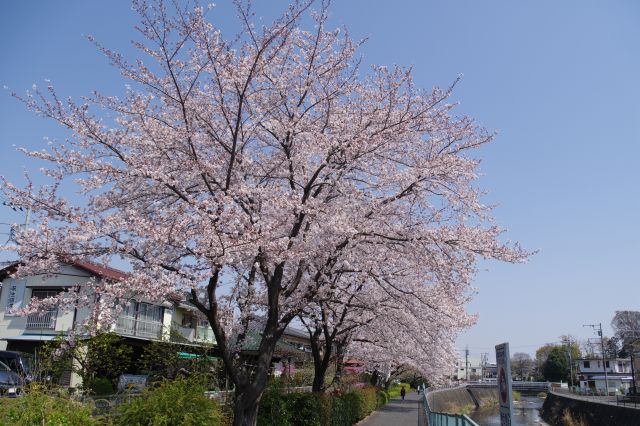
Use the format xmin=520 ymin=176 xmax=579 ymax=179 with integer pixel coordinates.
xmin=360 ymin=391 xmax=423 ymax=426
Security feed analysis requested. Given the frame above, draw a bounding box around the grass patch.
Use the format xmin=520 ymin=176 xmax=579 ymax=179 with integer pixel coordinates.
xmin=387 ymin=383 xmax=412 ymax=399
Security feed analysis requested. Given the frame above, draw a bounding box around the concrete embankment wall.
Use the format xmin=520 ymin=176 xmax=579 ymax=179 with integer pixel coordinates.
xmin=541 ymin=391 xmax=640 ymax=426
xmin=427 ymin=386 xmax=498 ymax=413
xmin=468 ymin=387 xmax=499 ymax=407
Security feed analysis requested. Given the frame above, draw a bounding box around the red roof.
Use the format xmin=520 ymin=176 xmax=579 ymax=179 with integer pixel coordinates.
xmin=71 ymin=259 xmax=129 ymax=281
xmin=0 ymin=259 xmax=128 ymax=282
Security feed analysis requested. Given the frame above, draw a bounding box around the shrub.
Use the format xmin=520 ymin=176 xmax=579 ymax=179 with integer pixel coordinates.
xmin=512 ymin=390 xmax=521 ymax=402
xmin=342 ymin=391 xmax=365 ymax=424
xmin=88 ymin=377 xmax=114 ymax=396
xmin=358 ymin=386 xmax=378 ymax=417
xmin=0 ymin=391 xmax=97 ymax=426
xmin=377 ymin=390 xmax=389 ymax=407
xmin=288 ymin=392 xmax=323 ymax=426
xmin=257 ymin=386 xmax=293 ymax=426
xmin=258 ymin=391 xmax=326 ymax=426
xmin=329 ymin=395 xmax=350 ymax=426
xmin=116 ymin=378 xmax=222 ymax=426
xmin=258 ymin=386 xmax=385 ymax=426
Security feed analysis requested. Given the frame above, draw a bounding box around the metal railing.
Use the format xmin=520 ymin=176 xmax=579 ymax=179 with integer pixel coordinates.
xmin=115 ymin=316 xmax=163 ymax=339
xmin=195 ymin=325 xmax=216 ymax=344
xmin=423 ymin=389 xmax=480 ymax=426
xmin=172 ymin=326 xmax=195 ymax=342
xmin=26 ymin=309 xmax=57 ymax=329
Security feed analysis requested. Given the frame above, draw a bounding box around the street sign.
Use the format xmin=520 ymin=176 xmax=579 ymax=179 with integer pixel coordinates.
xmin=495 ymin=342 xmax=514 ymax=426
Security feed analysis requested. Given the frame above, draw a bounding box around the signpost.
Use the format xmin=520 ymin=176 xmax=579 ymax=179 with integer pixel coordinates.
xmin=495 ymin=342 xmax=514 ymax=426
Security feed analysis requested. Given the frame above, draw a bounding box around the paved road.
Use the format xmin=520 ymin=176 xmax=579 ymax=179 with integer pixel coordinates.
xmin=360 ymin=391 xmax=423 ymax=426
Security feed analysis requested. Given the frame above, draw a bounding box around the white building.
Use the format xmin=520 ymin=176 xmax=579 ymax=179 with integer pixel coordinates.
xmin=577 ymin=358 xmax=634 ymax=394
xmin=0 ymin=260 xmax=216 ymax=385
xmin=452 ymin=358 xmax=485 ymax=381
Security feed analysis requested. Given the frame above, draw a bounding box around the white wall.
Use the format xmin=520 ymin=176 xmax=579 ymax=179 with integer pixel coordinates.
xmin=0 ymin=264 xmax=95 ymax=348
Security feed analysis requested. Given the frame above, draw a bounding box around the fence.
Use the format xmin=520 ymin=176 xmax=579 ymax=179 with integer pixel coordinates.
xmin=554 ymin=387 xmax=640 ymax=409
xmin=423 ymin=389 xmax=479 ymax=426
xmin=26 ymin=309 xmax=58 ymax=329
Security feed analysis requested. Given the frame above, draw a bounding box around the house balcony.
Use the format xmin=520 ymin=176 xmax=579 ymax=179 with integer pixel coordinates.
xmin=26 ymin=309 xmax=58 ymax=329
xmin=115 ymin=316 xmax=163 ymax=340
xmin=195 ymin=325 xmax=216 ymax=344
xmin=173 ymin=325 xmax=195 ymax=342
xmin=169 ymin=325 xmax=216 ymax=345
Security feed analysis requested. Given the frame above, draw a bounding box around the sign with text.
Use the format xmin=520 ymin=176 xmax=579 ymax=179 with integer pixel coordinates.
xmin=495 ymin=342 xmax=514 ymax=426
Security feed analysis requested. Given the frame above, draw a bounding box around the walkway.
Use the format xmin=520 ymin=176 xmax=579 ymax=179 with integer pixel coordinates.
xmin=360 ymin=391 xmax=424 ymax=426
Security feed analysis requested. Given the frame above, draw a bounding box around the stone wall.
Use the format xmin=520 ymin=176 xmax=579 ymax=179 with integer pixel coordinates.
xmin=427 ymin=386 xmax=498 ymax=413
xmin=541 ymin=391 xmax=640 ymax=426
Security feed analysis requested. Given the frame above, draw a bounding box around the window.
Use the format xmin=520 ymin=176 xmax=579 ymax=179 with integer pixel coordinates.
xmin=137 ymin=302 xmax=163 ymax=323
xmin=583 ymin=361 xmax=590 ymax=368
xmin=26 ymin=289 xmax=61 ymax=329
xmin=605 ymin=361 xmax=610 ymax=368
xmin=31 ymin=289 xmax=61 ymax=301
xmin=181 ymin=314 xmax=195 ymax=328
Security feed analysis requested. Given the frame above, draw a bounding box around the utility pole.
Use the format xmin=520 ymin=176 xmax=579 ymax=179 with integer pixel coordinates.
xmin=481 ymin=352 xmax=488 ymax=381
xmin=584 ymin=323 xmax=609 ymax=395
xmin=564 ymin=336 xmax=574 ymax=388
xmin=465 ymin=346 xmax=470 ymax=382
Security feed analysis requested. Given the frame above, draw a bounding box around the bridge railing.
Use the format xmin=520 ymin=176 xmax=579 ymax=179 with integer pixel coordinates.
xmin=422 ymin=388 xmax=480 ymax=426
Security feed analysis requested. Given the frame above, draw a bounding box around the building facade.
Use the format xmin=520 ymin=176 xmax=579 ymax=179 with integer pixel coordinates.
xmin=0 ymin=260 xmax=217 ymax=386
xmin=577 ymin=358 xmax=633 ymax=394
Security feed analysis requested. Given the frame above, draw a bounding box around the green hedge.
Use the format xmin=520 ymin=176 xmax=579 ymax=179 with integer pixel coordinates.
xmin=116 ymin=378 xmax=223 ymax=425
xmin=258 ymin=386 xmax=387 ymax=426
xmin=0 ymin=391 xmax=98 ymax=426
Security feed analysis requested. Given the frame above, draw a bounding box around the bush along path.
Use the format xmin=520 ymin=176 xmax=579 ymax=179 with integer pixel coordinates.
xmin=256 ymin=384 xmax=393 ymax=426
xmin=359 ymin=391 xmax=422 ymax=426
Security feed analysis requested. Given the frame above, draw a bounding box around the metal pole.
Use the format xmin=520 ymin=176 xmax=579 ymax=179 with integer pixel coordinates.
xmin=599 ymin=323 xmax=609 ymax=395
xmin=631 ymin=350 xmax=636 ymax=395
xmin=465 ymin=347 xmax=469 ymax=382
xmin=584 ymin=323 xmax=610 ymax=395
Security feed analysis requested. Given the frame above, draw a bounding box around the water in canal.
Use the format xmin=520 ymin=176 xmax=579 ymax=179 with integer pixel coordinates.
xmin=470 ymin=395 xmax=549 ymax=425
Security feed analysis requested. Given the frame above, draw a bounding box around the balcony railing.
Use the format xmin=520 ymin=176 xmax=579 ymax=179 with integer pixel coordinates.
xmin=115 ymin=316 xmax=163 ymax=340
xmin=26 ymin=309 xmax=58 ymax=329
xmin=195 ymin=325 xmax=216 ymax=344
xmin=172 ymin=326 xmax=195 ymax=342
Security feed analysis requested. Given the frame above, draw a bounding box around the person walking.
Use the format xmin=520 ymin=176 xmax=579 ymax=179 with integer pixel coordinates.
xmin=400 ymin=385 xmax=406 ymax=400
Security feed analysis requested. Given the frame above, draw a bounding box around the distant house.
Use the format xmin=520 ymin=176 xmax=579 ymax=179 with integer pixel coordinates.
xmin=0 ymin=260 xmax=216 ymax=386
xmin=577 ymin=358 xmax=633 ymax=394
xmin=239 ymin=319 xmax=313 ymax=376
xmin=452 ymin=358 xmax=486 ymax=381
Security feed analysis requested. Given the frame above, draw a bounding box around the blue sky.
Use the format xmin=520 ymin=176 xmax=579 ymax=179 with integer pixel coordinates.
xmin=1 ymin=1 xmax=639 ymax=360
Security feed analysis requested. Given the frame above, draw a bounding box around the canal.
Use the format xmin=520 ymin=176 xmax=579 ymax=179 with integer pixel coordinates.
xmin=470 ymin=395 xmax=549 ymax=425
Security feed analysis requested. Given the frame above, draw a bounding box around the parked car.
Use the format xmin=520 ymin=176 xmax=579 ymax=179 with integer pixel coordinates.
xmin=0 ymin=360 xmax=23 ymax=397
xmin=0 ymin=351 xmax=33 ymax=382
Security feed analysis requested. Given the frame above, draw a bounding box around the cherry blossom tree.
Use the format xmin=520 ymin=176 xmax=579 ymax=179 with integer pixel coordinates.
xmin=2 ymin=1 xmax=527 ymax=424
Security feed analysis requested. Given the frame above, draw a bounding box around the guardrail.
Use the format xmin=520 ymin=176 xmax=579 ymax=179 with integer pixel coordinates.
xmin=423 ymin=388 xmax=479 ymax=426
xmin=26 ymin=309 xmax=58 ymax=329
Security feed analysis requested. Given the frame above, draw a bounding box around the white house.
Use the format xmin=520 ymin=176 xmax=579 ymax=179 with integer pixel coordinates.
xmin=577 ymin=358 xmax=633 ymax=394
xmin=452 ymin=358 xmax=485 ymax=381
xmin=0 ymin=260 xmax=217 ymax=386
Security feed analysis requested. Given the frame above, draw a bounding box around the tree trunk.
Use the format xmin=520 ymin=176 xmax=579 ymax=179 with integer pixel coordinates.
xmin=333 ymin=342 xmax=346 ymax=388
xmin=232 ymin=388 xmax=261 ymax=426
xmin=312 ymin=359 xmax=329 ymax=392
xmin=310 ymin=331 xmax=333 ymax=392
